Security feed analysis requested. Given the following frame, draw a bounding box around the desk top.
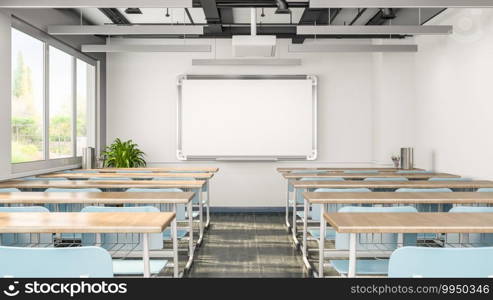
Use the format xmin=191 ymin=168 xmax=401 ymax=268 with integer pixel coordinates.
xmin=277 ymin=167 xmax=424 ymax=173
xmin=42 ymin=172 xmax=214 ymax=179
xmin=283 ymin=173 xmax=459 ymax=180
xmin=305 ymin=192 xmax=493 ymax=204
xmin=290 ymin=180 xmax=493 ymax=189
xmin=0 ymin=192 xmax=194 ymax=204
xmin=324 ymin=212 xmax=493 ymax=234
xmin=0 ymin=212 xmax=175 ymax=233
xmin=0 ymin=180 xmax=205 ymax=189
xmin=80 ymin=167 xmax=219 ymax=173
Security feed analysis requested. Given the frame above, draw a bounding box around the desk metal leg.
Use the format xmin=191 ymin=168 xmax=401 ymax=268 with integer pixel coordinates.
xmin=348 ymin=233 xmax=357 ymax=278
xmin=143 ymin=233 xmax=151 ymax=278
xmin=172 ymin=204 xmax=179 ymax=278
xmin=185 ymin=200 xmax=195 ymax=271
xmin=302 ymin=198 xmax=311 ymax=271
xmin=285 ymin=181 xmax=291 ymax=230
xmin=197 ymin=188 xmax=204 ymax=246
xmin=205 ymin=181 xmax=210 ymax=229
xmin=318 ymin=205 xmax=325 ymax=278
xmin=291 ymin=187 xmax=299 ymax=246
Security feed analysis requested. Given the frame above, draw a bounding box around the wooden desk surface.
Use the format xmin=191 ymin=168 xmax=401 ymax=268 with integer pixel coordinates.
xmin=42 ymin=172 xmax=214 ymax=179
xmin=0 ymin=192 xmax=194 ymax=205
xmin=283 ymin=172 xmax=459 ymax=179
xmin=291 ymin=180 xmax=493 ymax=189
xmin=80 ymin=167 xmax=219 ymax=173
xmin=0 ymin=212 xmax=175 ymax=233
xmin=324 ymin=212 xmax=493 ymax=234
xmin=0 ymin=180 xmax=205 ymax=189
xmin=277 ymin=167 xmax=424 ymax=173
xmin=305 ymin=192 xmax=493 ymax=204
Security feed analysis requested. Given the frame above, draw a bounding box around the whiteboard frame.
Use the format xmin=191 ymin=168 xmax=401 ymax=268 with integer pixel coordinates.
xmin=176 ymin=74 xmax=318 ymax=161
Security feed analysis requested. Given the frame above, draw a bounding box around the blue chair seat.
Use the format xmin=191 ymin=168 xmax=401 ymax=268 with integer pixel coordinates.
xmin=478 ymin=188 xmax=493 ymax=192
xmin=0 ymin=188 xmax=21 ymax=192
xmin=308 ymin=228 xmax=336 ymax=240
xmin=113 ymin=259 xmax=168 ymax=275
xmin=330 ymin=259 xmax=389 ymax=275
xmin=163 ymin=228 xmax=188 ymax=240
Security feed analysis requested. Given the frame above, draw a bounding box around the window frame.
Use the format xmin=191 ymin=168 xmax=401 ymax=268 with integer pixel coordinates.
xmin=11 ymin=16 xmax=98 ymax=174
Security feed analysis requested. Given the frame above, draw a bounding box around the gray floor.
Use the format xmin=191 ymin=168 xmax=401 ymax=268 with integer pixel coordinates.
xmin=188 ymin=213 xmax=308 ymax=278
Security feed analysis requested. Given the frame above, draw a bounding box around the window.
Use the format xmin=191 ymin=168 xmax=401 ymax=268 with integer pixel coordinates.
xmin=11 ymin=29 xmax=44 ymax=163
xmin=76 ymin=59 xmax=95 ymax=157
xmin=11 ymin=23 xmax=97 ymax=166
xmin=49 ymin=46 xmax=73 ymax=159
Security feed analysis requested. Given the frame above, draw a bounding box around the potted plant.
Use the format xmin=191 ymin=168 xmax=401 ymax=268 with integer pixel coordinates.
xmin=391 ymin=155 xmax=400 ymax=168
xmin=100 ymin=138 xmax=146 ymax=168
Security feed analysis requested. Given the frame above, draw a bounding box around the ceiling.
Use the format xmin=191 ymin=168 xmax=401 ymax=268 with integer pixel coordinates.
xmin=68 ymin=1 xmax=446 ymax=43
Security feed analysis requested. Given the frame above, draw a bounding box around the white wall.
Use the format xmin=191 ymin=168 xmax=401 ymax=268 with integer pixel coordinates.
xmin=107 ymin=38 xmax=416 ymax=207
xmin=414 ymin=9 xmax=493 ymax=179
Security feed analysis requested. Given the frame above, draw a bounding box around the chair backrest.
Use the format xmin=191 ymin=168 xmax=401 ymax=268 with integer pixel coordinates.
xmin=0 ymin=206 xmax=52 ymax=245
xmin=363 ymin=177 xmax=409 ymax=181
xmin=0 ymin=188 xmax=20 ymax=192
xmin=88 ymin=177 xmax=132 ymax=181
xmin=0 ymin=246 xmax=113 ymax=277
xmin=44 ymin=188 xmax=102 ymax=212
xmin=335 ymin=206 xmax=418 ymax=251
xmin=22 ymin=177 xmax=68 ymax=181
xmin=126 ymin=188 xmax=186 ymax=220
xmin=388 ymin=246 xmax=493 ymax=277
xmin=396 ymin=170 xmax=432 ymax=174
xmin=344 ymin=170 xmax=378 ymax=174
xmin=477 ymin=188 xmax=493 ymax=192
xmin=294 ymin=177 xmax=345 ymax=204
xmin=81 ymin=206 xmax=163 ymax=250
xmin=428 ymin=177 xmax=471 ymax=181
xmin=310 ymin=188 xmax=371 ymax=220
xmin=446 ymin=206 xmax=493 ymax=247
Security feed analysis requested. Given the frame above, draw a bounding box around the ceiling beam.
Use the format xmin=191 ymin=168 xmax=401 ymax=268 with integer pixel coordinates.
xmin=184 ymin=8 xmax=195 ymax=24
xmin=309 ymin=0 xmax=493 ymax=8
xmin=349 ymin=8 xmax=367 ymax=25
xmin=294 ymin=8 xmax=328 ymax=44
xmin=297 ymin=25 xmax=453 ymax=35
xmin=289 ymin=43 xmax=418 ymax=53
xmin=0 ymin=0 xmax=192 ymax=7
xmin=82 ymin=44 xmax=211 ymax=52
xmin=200 ymin=0 xmax=223 ymax=33
xmin=48 ymin=25 xmax=204 ymax=35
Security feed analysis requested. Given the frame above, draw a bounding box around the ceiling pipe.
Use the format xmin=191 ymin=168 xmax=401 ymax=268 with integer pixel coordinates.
xmin=251 ymin=7 xmax=256 ymax=36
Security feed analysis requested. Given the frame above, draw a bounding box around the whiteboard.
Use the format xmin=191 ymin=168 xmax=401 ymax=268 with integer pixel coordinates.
xmin=177 ymin=75 xmax=317 ymax=161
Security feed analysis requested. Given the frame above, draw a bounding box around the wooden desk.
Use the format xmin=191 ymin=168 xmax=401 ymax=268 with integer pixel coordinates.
xmin=42 ymin=172 xmax=214 ymax=179
xmin=277 ymin=167 xmax=424 ymax=173
xmin=0 ymin=191 xmax=196 ymax=273
xmin=0 ymin=212 xmax=176 ymax=278
xmin=283 ymin=173 xmax=459 ymax=180
xmin=0 ymin=180 xmax=205 ymax=189
xmin=290 ymin=180 xmax=493 ymax=189
xmin=304 ymin=192 xmax=493 ymax=205
xmin=323 ymin=212 xmax=493 ymax=277
xmin=80 ymin=167 xmax=219 ymax=173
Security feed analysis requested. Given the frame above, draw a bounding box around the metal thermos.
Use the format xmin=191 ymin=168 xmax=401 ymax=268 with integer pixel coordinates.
xmin=400 ymin=147 xmax=414 ymax=170
xmin=82 ymin=147 xmax=96 ymax=169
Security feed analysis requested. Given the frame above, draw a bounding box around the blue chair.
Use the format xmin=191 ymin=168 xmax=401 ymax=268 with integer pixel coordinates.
xmin=478 ymin=188 xmax=493 ymax=192
xmin=388 ymin=247 xmax=493 ymax=277
xmin=446 ymin=206 xmax=493 ymax=247
xmin=88 ymin=177 xmax=132 ymax=181
xmin=428 ymin=177 xmax=471 ymax=181
xmin=22 ymin=177 xmax=68 ymax=181
xmin=363 ymin=177 xmax=408 ymax=181
xmin=0 ymin=246 xmax=113 ymax=277
xmin=329 ymin=206 xmax=418 ymax=276
xmin=344 ymin=170 xmax=378 ymax=174
xmin=396 ymin=170 xmax=432 ymax=174
xmin=307 ymin=188 xmax=371 ymax=241
xmin=81 ymin=206 xmax=168 ymax=276
xmin=44 ymin=188 xmax=102 ymax=212
xmin=0 ymin=206 xmax=53 ymax=246
xmin=0 ymin=188 xmax=21 ymax=192
xmin=396 ymin=188 xmax=452 ymax=212
xmin=126 ymin=188 xmax=189 ymax=240
xmin=151 ymin=178 xmax=203 ymax=214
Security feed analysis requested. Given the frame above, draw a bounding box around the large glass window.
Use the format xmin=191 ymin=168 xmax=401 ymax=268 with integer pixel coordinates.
xmin=76 ymin=59 xmax=95 ymax=157
xmin=11 ymin=29 xmax=45 ymax=163
xmin=49 ymin=46 xmax=74 ymax=159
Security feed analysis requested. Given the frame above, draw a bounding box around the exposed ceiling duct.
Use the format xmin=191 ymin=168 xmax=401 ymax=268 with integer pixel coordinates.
xmin=232 ymin=8 xmax=277 ymax=57
xmin=380 ymin=8 xmax=396 ymax=19
xmin=275 ymin=0 xmax=291 ymax=14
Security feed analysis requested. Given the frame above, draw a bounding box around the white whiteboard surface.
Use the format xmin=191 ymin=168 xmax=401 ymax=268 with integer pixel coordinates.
xmin=177 ymin=75 xmax=317 ymax=160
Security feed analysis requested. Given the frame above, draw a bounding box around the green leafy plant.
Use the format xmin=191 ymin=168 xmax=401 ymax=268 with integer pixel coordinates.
xmin=101 ymin=138 xmax=146 ymax=168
